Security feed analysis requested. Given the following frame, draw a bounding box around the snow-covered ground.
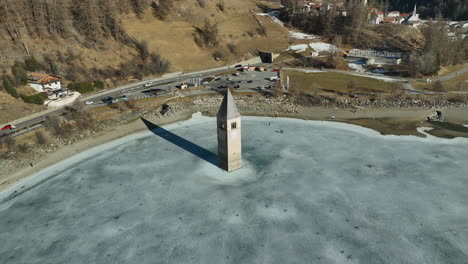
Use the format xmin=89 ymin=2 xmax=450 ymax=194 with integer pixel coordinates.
xmin=284 ymin=44 xmax=309 ymax=53
xmin=348 ymin=63 xmax=365 ymax=72
xmin=287 ymin=68 xmax=323 ymax=73
xmin=289 ymin=31 xmax=318 ymax=40
xmin=284 ymin=42 xmax=340 ymax=54
xmin=348 ymin=73 xmax=397 ymax=82
xmin=2 ymin=116 xmax=468 ymax=264
xmin=309 ymin=42 xmax=340 ymax=53
xmin=257 ymin=12 xmax=318 ymax=40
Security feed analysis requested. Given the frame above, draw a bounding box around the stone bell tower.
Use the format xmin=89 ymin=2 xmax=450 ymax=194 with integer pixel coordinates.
xmin=217 ymin=89 xmax=242 ymax=172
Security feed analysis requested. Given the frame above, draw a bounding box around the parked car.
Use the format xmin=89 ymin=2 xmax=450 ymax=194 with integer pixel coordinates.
xmin=227 ymin=77 xmax=232 ymax=81
xmin=272 ymin=69 xmax=280 ymax=72
xmin=144 ymin=81 xmax=154 ymax=87
xmin=84 ymin=101 xmax=93 ymax=105
xmin=235 ymin=64 xmax=242 ymax=68
xmin=247 ymin=80 xmax=253 ymax=83
xmin=1 ymin=125 xmax=16 ymax=131
xmin=234 ymin=85 xmax=240 ymax=89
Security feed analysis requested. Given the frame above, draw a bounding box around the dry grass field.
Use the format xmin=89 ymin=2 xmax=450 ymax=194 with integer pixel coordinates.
xmin=285 ymin=71 xmax=393 ymax=94
xmin=412 ymin=72 xmax=468 ymax=92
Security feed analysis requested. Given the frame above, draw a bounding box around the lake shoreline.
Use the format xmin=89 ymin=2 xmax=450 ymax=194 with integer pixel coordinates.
xmin=1 ymin=104 xmax=468 ymax=192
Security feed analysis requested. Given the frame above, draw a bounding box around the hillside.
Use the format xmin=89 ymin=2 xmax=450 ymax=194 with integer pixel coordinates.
xmin=0 ymin=0 xmax=293 ymax=124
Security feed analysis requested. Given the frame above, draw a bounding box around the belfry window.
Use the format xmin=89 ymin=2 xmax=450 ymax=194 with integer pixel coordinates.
xmin=231 ymin=122 xmax=237 ymax=129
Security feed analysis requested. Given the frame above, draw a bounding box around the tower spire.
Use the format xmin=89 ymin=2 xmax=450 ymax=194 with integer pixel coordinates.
xmin=216 ymin=88 xmax=240 ymax=121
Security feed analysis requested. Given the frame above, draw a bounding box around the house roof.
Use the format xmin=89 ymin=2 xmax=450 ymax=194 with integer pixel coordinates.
xmin=28 ymin=72 xmax=60 ymax=85
xmin=217 ymin=89 xmax=240 ymax=121
xmin=384 ymin=17 xmax=396 ymax=23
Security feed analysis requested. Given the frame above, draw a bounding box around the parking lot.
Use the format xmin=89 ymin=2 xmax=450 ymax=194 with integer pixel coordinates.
xmin=206 ymin=68 xmax=279 ymax=92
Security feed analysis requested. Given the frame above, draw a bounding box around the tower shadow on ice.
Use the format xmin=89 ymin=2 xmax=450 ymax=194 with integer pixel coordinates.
xmin=141 ymin=118 xmax=219 ymax=167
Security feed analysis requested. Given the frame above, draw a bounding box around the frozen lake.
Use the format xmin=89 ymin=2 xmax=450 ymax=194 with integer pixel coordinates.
xmin=1 ymin=116 xmax=468 ymax=264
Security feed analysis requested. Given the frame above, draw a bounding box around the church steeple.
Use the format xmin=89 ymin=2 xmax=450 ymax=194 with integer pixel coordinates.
xmin=216 ymin=88 xmax=240 ymax=122
xmin=217 ymin=89 xmax=242 ymax=172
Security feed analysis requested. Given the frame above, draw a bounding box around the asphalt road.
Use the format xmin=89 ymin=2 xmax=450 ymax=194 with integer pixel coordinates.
xmin=434 ymin=66 xmax=468 ymax=82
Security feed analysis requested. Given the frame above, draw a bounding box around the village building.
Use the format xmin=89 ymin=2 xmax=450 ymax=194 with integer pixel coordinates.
xmin=347 ymin=49 xmax=403 ymax=65
xmin=403 ymin=5 xmax=421 ymax=27
xmin=28 ymin=72 xmax=61 ymax=93
xmin=387 ymin=11 xmax=400 ymax=18
xmin=370 ymin=9 xmax=385 ymax=24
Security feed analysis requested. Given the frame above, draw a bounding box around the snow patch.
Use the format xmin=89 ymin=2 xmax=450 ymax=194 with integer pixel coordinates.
xmin=348 ymin=63 xmax=365 ymax=72
xmin=256 ymin=11 xmax=284 ymax=27
xmin=257 ymin=12 xmax=318 ymax=40
xmin=309 ymin=42 xmax=340 ymax=53
xmin=348 ymin=73 xmax=397 ymax=82
xmin=285 ymin=44 xmax=309 ymax=53
xmin=289 ymin=69 xmax=323 ymax=73
xmin=289 ymin=31 xmax=318 ymax=40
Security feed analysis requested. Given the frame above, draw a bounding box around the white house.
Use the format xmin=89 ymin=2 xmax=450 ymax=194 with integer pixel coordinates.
xmin=388 ymin=11 xmax=400 ymax=18
xmin=28 ymin=72 xmax=61 ymax=93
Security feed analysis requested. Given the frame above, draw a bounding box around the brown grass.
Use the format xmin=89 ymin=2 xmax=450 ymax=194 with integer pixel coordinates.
xmin=0 ymin=91 xmax=46 ymax=125
xmin=412 ymin=72 xmax=468 ymax=92
xmin=285 ymin=71 xmax=393 ymax=94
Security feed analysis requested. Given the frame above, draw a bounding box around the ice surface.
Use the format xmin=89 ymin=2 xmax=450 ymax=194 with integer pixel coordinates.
xmin=1 ymin=117 xmax=468 ymax=264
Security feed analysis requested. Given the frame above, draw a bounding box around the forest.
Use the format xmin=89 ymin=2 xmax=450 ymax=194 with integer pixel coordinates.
xmin=0 ymin=0 xmax=174 ymax=44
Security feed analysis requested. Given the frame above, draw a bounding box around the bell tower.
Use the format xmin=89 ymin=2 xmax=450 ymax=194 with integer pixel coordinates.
xmin=217 ymin=89 xmax=242 ymax=172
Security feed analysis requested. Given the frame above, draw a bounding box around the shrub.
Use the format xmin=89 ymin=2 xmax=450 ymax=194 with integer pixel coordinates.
xmin=227 ymin=43 xmax=237 ymax=54
xmin=433 ymin=81 xmax=444 ymax=91
xmin=24 ymin=56 xmax=41 ymax=71
xmin=151 ymin=0 xmax=174 ymax=20
xmin=17 ymin=143 xmax=30 ymax=153
xmin=197 ymin=0 xmax=206 ymax=8
xmin=194 ymin=20 xmax=219 ymax=47
xmin=35 ymin=130 xmax=50 ymax=145
xmin=94 ymin=80 xmax=105 ymax=89
xmin=2 ymin=75 xmax=19 ymax=98
xmin=124 ymin=99 xmax=137 ymax=109
xmin=12 ymin=61 xmax=28 ymax=86
xmin=2 ymin=135 xmax=16 ymax=150
xmin=68 ymin=82 xmax=94 ymax=93
xmin=21 ymin=93 xmax=47 ymax=105
xmin=217 ymin=2 xmax=225 ymax=12
xmin=43 ymin=115 xmax=66 ymax=136
xmin=213 ymin=50 xmax=225 ymax=60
